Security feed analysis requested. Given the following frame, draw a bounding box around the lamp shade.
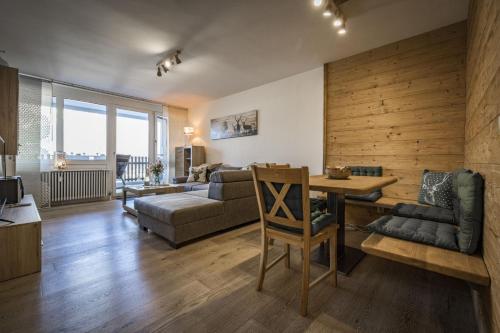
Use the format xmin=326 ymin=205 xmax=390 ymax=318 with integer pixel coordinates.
xmin=183 ymin=127 xmax=194 ymax=135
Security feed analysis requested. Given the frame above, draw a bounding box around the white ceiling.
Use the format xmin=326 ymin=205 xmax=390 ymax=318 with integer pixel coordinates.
xmin=0 ymin=0 xmax=468 ymax=108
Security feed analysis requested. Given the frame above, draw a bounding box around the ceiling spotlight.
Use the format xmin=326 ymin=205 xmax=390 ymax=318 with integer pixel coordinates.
xmin=338 ymin=25 xmax=347 ymax=35
xmin=174 ymin=53 xmax=182 ymax=65
xmin=333 ymin=17 xmax=343 ymax=27
xmin=323 ymin=4 xmax=333 ymax=17
xmin=156 ymin=67 xmax=162 ymax=77
xmin=165 ymin=59 xmax=173 ymax=68
xmin=161 ymin=64 xmax=168 ymax=73
xmin=313 ymin=0 xmax=323 ymax=7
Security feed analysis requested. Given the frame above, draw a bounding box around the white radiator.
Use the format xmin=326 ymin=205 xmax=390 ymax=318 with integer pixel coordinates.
xmin=41 ymin=170 xmax=111 ymax=207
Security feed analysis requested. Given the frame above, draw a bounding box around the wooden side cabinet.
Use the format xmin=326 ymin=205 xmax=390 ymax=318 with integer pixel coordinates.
xmin=175 ymin=146 xmax=205 ymax=177
xmin=0 ymin=195 xmax=42 ymax=282
xmin=0 ymin=65 xmax=19 ymax=155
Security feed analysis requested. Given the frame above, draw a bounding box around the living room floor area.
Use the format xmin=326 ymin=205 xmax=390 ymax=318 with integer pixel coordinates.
xmin=0 ymin=200 xmax=477 ymax=333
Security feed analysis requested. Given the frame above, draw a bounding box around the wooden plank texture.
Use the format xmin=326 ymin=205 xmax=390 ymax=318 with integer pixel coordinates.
xmin=465 ymin=0 xmax=500 ymax=330
xmin=324 ymin=22 xmax=466 ymax=203
xmin=0 ymin=65 xmax=19 ymax=155
xmin=361 ymin=233 xmax=490 ymax=286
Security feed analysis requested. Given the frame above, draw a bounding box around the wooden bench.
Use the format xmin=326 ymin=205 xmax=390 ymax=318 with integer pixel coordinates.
xmin=346 ymin=196 xmax=419 ymax=210
xmin=361 ymin=233 xmax=490 ymax=286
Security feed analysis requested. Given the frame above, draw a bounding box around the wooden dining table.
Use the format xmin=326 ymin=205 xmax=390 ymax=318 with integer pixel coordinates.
xmin=309 ymin=175 xmax=398 ymax=275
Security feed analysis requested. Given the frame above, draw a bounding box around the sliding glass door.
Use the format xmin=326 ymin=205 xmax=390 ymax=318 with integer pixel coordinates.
xmin=115 ymin=108 xmax=154 ymax=191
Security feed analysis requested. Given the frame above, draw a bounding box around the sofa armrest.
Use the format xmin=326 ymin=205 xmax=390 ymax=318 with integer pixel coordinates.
xmin=172 ymin=176 xmax=189 ymax=184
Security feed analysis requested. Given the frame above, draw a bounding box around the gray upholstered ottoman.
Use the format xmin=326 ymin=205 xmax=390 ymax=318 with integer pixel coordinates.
xmin=135 ymin=192 xmax=224 ymax=247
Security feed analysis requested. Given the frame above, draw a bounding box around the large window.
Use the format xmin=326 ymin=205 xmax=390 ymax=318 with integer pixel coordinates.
xmin=116 ymin=108 xmax=149 ymax=157
xmin=63 ymin=99 xmax=107 ymax=160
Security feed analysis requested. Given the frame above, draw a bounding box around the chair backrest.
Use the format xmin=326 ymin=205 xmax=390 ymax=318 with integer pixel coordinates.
xmin=116 ymin=154 xmax=131 ymax=178
xmin=266 ymin=163 xmax=291 ymax=169
xmin=251 ymin=166 xmax=311 ymax=236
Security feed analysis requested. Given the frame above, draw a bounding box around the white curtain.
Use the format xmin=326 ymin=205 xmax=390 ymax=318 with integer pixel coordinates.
xmin=16 ymin=77 xmax=54 ymax=204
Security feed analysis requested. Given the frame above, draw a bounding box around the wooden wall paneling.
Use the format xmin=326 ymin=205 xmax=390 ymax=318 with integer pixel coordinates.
xmin=465 ymin=0 xmax=500 ymax=330
xmin=0 ymin=65 xmax=19 ymax=155
xmin=324 ymin=22 xmax=467 ymax=202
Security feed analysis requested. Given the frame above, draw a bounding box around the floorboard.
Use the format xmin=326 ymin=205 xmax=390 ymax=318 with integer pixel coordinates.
xmin=0 ymin=200 xmax=478 ymax=332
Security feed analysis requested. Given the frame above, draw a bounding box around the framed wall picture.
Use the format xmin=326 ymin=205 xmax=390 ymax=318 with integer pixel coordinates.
xmin=210 ymin=110 xmax=258 ymax=140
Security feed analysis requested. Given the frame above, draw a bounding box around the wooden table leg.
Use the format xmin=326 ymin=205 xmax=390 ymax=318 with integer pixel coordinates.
xmin=311 ymin=192 xmax=365 ymax=275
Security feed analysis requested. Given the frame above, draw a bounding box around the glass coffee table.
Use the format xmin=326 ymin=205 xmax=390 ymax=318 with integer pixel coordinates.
xmin=122 ymin=184 xmax=183 ymax=216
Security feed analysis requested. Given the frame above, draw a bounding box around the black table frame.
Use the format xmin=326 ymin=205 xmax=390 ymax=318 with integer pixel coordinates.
xmin=311 ymin=192 xmax=365 ymax=275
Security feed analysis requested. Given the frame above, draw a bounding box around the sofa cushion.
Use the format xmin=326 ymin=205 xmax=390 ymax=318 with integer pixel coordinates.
xmin=455 ymin=171 xmax=484 ymax=254
xmin=187 ymin=165 xmax=208 ymax=183
xmin=208 ymin=181 xmax=255 ymax=201
xmin=192 ymin=183 xmax=209 ymax=191
xmin=269 ymin=212 xmax=336 ymax=236
xmin=134 ymin=193 xmax=224 ymax=226
xmin=392 ymin=203 xmax=455 ymax=225
xmin=367 ymin=215 xmax=459 ymax=251
xmin=418 ymin=170 xmax=454 ymax=209
xmin=179 ymin=182 xmax=205 ymax=191
xmin=346 ymin=190 xmax=382 ymax=202
xmin=210 ymin=170 xmax=253 ymax=183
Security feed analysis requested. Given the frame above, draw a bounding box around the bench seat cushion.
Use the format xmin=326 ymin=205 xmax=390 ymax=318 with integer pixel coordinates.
xmin=367 ymin=215 xmax=459 ymax=251
xmin=346 ymin=190 xmax=382 ymax=202
xmin=269 ymin=212 xmax=336 ymax=236
xmin=135 ymin=193 xmax=224 ymax=227
xmin=392 ymin=203 xmax=455 ymax=225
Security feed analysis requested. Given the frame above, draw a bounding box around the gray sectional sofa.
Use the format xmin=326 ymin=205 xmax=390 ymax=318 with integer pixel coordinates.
xmin=135 ymin=170 xmax=259 ymax=248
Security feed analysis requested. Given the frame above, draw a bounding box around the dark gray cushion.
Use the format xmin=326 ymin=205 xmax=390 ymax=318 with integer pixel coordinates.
xmin=269 ymin=212 xmax=335 ymax=236
xmin=347 ymin=166 xmax=382 ymax=202
xmin=418 ymin=170 xmax=454 ymax=209
xmin=392 ymin=203 xmax=455 ymax=225
xmin=350 ymin=166 xmax=383 ymax=177
xmin=346 ymin=190 xmax=382 ymax=202
xmin=367 ymin=215 xmax=459 ymax=251
xmin=210 ymin=170 xmax=252 ymax=183
xmin=179 ymin=182 xmax=205 ymax=191
xmin=262 ymin=182 xmax=303 ymax=220
xmin=310 ymin=197 xmax=327 ymax=212
xmin=455 ymin=170 xmax=484 ymax=254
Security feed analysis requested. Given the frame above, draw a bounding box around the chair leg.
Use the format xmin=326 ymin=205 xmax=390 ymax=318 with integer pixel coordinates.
xmin=284 ymin=243 xmax=290 ymax=268
xmin=300 ymin=244 xmax=311 ymax=316
xmin=329 ymin=235 xmax=337 ymax=287
xmin=257 ymin=234 xmax=269 ymax=291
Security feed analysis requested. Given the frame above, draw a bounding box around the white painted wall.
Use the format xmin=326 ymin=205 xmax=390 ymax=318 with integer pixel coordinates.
xmin=189 ymin=67 xmax=324 ymax=174
xmin=166 ymin=105 xmax=188 ymax=182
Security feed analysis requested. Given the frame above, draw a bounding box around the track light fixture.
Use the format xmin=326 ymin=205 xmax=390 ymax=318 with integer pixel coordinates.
xmin=322 ymin=3 xmax=333 ymax=17
xmin=155 ymin=50 xmax=182 ymax=77
xmin=313 ymin=0 xmax=347 ymax=35
xmin=313 ymin=0 xmax=323 ymax=7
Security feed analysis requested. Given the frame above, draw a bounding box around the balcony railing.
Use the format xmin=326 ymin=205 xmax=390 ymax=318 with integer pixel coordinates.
xmin=124 ymin=156 xmax=149 ymax=182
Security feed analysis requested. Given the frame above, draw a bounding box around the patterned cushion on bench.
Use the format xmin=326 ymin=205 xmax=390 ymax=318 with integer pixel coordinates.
xmin=367 ymin=215 xmax=459 ymax=251
xmin=269 ymin=211 xmax=336 ymax=236
xmin=346 ymin=166 xmax=383 ymax=202
xmin=392 ymin=203 xmax=455 ymax=225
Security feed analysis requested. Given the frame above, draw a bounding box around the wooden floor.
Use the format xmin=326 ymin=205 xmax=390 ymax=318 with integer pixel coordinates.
xmin=0 ymin=200 xmax=478 ymax=333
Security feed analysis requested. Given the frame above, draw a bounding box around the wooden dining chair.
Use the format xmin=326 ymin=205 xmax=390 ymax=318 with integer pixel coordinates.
xmin=266 ymin=163 xmax=291 ymax=169
xmin=251 ymin=165 xmax=338 ymax=316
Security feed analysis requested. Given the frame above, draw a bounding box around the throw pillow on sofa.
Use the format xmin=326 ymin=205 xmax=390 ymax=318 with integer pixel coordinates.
xmin=418 ymin=170 xmax=454 ymax=209
xmin=187 ymin=165 xmax=208 ymax=183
